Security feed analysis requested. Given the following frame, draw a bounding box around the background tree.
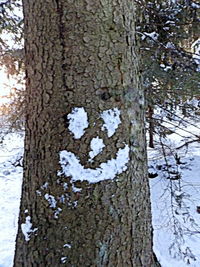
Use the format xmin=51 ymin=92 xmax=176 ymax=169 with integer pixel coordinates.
xmin=136 ymin=1 xmax=200 ymax=262
xmin=0 ymin=0 xmax=23 ymax=68
xmin=14 ymin=0 xmax=159 ymax=266
xmin=0 ymin=0 xmax=24 ymax=138
xmin=135 ymin=0 xmax=200 ymax=148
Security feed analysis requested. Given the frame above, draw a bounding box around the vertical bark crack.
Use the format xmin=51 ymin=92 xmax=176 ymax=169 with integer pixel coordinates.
xmin=55 ymin=0 xmax=69 ymax=92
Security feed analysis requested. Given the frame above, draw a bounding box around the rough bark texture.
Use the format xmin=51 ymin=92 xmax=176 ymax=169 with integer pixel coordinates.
xmin=14 ymin=0 xmax=159 ymax=266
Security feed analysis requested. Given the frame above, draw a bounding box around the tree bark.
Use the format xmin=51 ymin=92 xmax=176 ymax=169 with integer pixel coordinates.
xmin=14 ymin=0 xmax=159 ymax=266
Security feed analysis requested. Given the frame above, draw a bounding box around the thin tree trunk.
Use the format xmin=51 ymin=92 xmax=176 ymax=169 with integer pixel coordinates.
xmin=148 ymin=105 xmax=155 ymax=148
xmin=14 ymin=0 xmax=159 ymax=266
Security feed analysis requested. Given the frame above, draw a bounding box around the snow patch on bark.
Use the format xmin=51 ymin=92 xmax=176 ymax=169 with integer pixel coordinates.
xmin=54 ymin=207 xmax=62 ymax=219
xmin=72 ymin=184 xmax=82 ymax=192
xmin=21 ymin=216 xmax=37 ymax=242
xmin=58 ymin=145 xmax=130 ymax=183
xmin=67 ymin=107 xmax=88 ymax=139
xmin=61 ymin=256 xmax=68 ymax=263
xmin=101 ymin=108 xmax=121 ymax=137
xmin=89 ymin=137 xmax=105 ymax=161
xmin=41 ymin=182 xmax=49 ymax=189
xmin=44 ymin=194 xmax=57 ymax=208
xmin=63 ymin=243 xmax=71 ymax=248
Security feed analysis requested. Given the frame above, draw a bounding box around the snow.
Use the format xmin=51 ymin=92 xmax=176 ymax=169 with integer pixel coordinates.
xmin=1 ymin=111 xmax=200 ymax=266
xmin=160 ymin=64 xmax=172 ymax=72
xmin=0 ymin=132 xmax=23 ymax=267
xmin=149 ymin=114 xmax=200 ymax=266
xmin=21 ymin=216 xmax=37 ymax=242
xmin=67 ymin=107 xmax=89 ymax=139
xmin=165 ymin=20 xmax=176 ymax=25
xmin=68 ymin=105 xmax=121 ymax=141
xmin=59 ymin=145 xmax=130 ymax=183
xmin=63 ymin=182 xmax=68 ymax=190
xmin=191 ymin=39 xmax=200 ymax=71
xmin=191 ymin=3 xmax=200 ymax=9
xmin=44 ymin=193 xmax=57 ymax=208
xmin=101 ymin=108 xmax=121 ymax=137
xmin=72 ymin=184 xmax=82 ymax=192
xmin=54 ymin=208 xmax=62 ymax=219
xmin=63 ymin=243 xmax=71 ymax=248
xmin=60 ymin=256 xmax=67 ymax=263
xmin=89 ymin=137 xmax=105 ymax=161
xmin=41 ymin=182 xmax=48 ymax=189
xmin=141 ymin=31 xmax=159 ymax=41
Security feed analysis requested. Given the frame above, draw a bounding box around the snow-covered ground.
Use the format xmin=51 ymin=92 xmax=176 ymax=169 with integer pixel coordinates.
xmin=0 ymin=116 xmax=200 ymax=266
xmin=149 ymin=116 xmax=200 ymax=266
xmin=0 ymin=131 xmax=23 ymax=267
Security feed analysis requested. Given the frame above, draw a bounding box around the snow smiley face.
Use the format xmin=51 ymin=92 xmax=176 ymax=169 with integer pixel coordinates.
xmin=58 ymin=107 xmax=130 ymax=183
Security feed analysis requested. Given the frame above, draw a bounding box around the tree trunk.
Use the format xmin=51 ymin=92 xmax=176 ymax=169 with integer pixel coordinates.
xmin=14 ymin=0 xmax=159 ymax=266
xmin=148 ymin=105 xmax=155 ymax=148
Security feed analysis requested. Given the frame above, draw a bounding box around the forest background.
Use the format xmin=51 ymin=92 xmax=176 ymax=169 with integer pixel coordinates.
xmin=0 ymin=0 xmax=200 ymax=266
